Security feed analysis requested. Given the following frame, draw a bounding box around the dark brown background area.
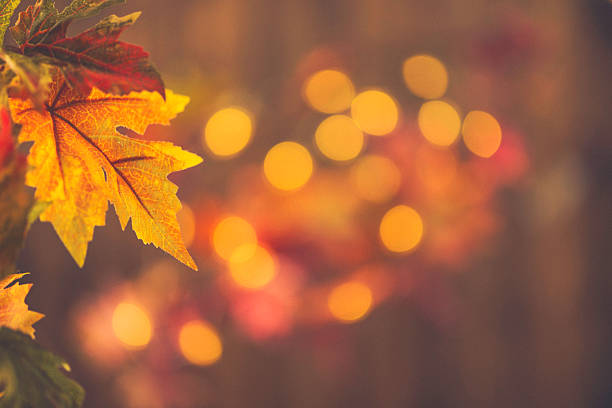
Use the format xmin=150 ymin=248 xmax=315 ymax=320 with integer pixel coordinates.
xmin=14 ymin=0 xmax=612 ymax=407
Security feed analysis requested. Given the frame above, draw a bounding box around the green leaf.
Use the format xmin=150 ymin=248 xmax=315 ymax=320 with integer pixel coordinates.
xmin=11 ymin=0 xmax=123 ymax=47
xmin=58 ymin=0 xmax=124 ymax=21
xmin=0 ymin=327 xmax=84 ymax=408
xmin=0 ymin=0 xmax=20 ymax=45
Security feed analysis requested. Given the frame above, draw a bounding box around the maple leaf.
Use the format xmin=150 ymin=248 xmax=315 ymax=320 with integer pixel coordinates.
xmin=0 ymin=327 xmax=84 ymax=408
xmin=9 ymin=77 xmax=202 ymax=270
xmin=10 ymin=0 xmax=164 ymax=97
xmin=0 ymin=274 xmax=43 ymax=339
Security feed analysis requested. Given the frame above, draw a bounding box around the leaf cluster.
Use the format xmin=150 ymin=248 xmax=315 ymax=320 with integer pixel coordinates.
xmin=0 ymin=0 xmax=164 ymax=106
xmin=0 ymin=1 xmax=200 ymax=406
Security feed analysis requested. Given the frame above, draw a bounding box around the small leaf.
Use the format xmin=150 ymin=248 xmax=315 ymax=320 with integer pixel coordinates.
xmin=0 ymin=0 xmax=20 ymax=45
xmin=0 ymin=327 xmax=84 ymax=408
xmin=0 ymin=274 xmax=43 ymax=338
xmin=9 ymin=77 xmax=202 ymax=270
xmin=10 ymin=0 xmax=164 ymax=97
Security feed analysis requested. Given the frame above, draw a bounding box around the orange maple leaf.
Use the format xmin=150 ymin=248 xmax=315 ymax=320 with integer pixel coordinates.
xmin=0 ymin=274 xmax=44 ymax=338
xmin=9 ymin=78 xmax=202 ymax=269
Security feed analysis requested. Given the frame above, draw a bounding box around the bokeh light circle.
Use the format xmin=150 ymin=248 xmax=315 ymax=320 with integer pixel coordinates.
xmin=315 ymin=115 xmax=364 ymax=161
xmin=462 ymin=110 xmax=502 ymax=158
xmin=379 ymin=205 xmax=424 ymax=253
xmin=212 ymin=216 xmax=257 ymax=261
xmin=328 ymin=281 xmax=373 ymax=323
xmin=229 ymin=245 xmax=276 ymax=289
xmin=418 ymin=100 xmax=461 ymax=147
xmin=351 ymin=90 xmax=399 ymax=136
xmin=263 ymin=142 xmax=314 ymax=191
xmin=350 ymin=155 xmax=401 ymax=203
xmin=402 ymin=55 xmax=448 ymax=99
xmin=112 ymin=302 xmax=152 ymax=349
xmin=204 ymin=107 xmax=253 ymax=157
xmin=303 ymin=69 xmax=355 ymax=113
xmin=178 ymin=320 xmax=223 ymax=366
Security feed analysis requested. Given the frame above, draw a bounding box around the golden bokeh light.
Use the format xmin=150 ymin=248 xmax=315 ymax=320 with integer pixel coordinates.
xmin=462 ymin=110 xmax=503 ymax=158
xmin=212 ymin=216 xmax=257 ymax=261
xmin=229 ymin=245 xmax=276 ymax=289
xmin=303 ymin=69 xmax=355 ymax=113
xmin=263 ymin=142 xmax=314 ymax=191
xmin=402 ymin=55 xmax=449 ymax=99
xmin=178 ymin=320 xmax=223 ymax=366
xmin=351 ymin=90 xmax=399 ymax=136
xmin=314 ymin=115 xmax=364 ymax=161
xmin=350 ymin=155 xmax=401 ymax=203
xmin=379 ymin=205 xmax=424 ymax=253
xmin=177 ymin=204 xmax=196 ymax=248
xmin=204 ymin=107 xmax=253 ymax=157
xmin=418 ymin=100 xmax=461 ymax=147
xmin=328 ymin=281 xmax=373 ymax=323
xmin=112 ymin=302 xmax=152 ymax=349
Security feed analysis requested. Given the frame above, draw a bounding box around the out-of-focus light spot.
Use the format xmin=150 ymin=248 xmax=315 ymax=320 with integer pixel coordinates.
xmin=232 ymin=293 xmax=292 ymax=340
xmin=462 ymin=110 xmax=502 ymax=158
xmin=303 ymin=69 xmax=355 ymax=113
xmin=263 ymin=142 xmax=314 ymax=191
xmin=403 ymin=55 xmax=448 ymax=99
xmin=328 ymin=281 xmax=373 ymax=323
xmin=379 ymin=205 xmax=424 ymax=253
xmin=229 ymin=245 xmax=276 ymax=289
xmin=212 ymin=216 xmax=257 ymax=261
xmin=418 ymin=100 xmax=461 ymax=146
xmin=351 ymin=90 xmax=399 ymax=136
xmin=350 ymin=155 xmax=401 ymax=203
xmin=315 ymin=115 xmax=364 ymax=161
xmin=177 ymin=204 xmax=196 ymax=248
xmin=204 ymin=107 xmax=253 ymax=157
xmin=112 ymin=303 xmax=152 ymax=349
xmin=178 ymin=320 xmax=223 ymax=366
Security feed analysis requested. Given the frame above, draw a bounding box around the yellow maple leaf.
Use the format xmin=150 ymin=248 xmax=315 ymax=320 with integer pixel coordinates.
xmin=0 ymin=274 xmax=44 ymax=339
xmin=9 ymin=78 xmax=202 ymax=270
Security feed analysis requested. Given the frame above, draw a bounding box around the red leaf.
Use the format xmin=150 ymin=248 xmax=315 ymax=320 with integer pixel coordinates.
xmin=11 ymin=1 xmax=164 ymax=97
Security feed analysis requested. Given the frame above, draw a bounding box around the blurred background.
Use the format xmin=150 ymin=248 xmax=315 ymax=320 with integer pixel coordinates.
xmin=15 ymin=0 xmax=612 ymax=407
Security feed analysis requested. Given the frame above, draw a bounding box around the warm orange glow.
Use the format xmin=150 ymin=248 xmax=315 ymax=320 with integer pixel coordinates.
xmin=112 ymin=302 xmax=152 ymax=349
xmin=204 ymin=107 xmax=253 ymax=157
xmin=379 ymin=205 xmax=424 ymax=253
xmin=177 ymin=204 xmax=196 ymax=248
xmin=315 ymin=115 xmax=364 ymax=161
xmin=418 ymin=100 xmax=461 ymax=146
xmin=229 ymin=245 xmax=276 ymax=289
xmin=351 ymin=90 xmax=399 ymax=136
xmin=212 ymin=216 xmax=257 ymax=261
xmin=403 ymin=55 xmax=448 ymax=99
xmin=328 ymin=281 xmax=373 ymax=323
xmin=462 ymin=110 xmax=502 ymax=158
xmin=263 ymin=142 xmax=314 ymax=191
xmin=303 ymin=69 xmax=355 ymax=113
xmin=415 ymin=145 xmax=458 ymax=193
xmin=178 ymin=320 xmax=223 ymax=366
xmin=350 ymin=154 xmax=401 ymax=203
